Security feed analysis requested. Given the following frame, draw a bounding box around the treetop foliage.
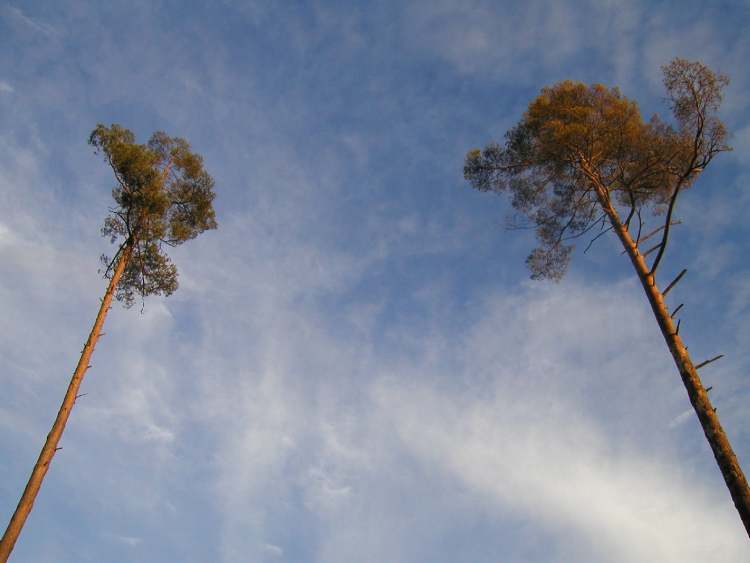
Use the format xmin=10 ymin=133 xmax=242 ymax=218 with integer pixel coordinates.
xmin=89 ymin=124 xmax=217 ymax=306
xmin=464 ymin=58 xmax=730 ymax=280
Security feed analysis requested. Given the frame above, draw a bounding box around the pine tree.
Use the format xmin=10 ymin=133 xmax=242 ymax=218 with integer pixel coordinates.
xmin=464 ymin=59 xmax=750 ymax=536
xmin=0 ymin=124 xmax=217 ymax=560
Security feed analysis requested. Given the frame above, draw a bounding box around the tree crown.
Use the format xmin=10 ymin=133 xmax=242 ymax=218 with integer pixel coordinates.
xmin=464 ymin=59 xmax=730 ymax=280
xmin=89 ymin=124 xmax=217 ymax=306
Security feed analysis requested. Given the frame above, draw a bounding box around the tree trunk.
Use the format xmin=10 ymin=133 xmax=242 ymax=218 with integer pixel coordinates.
xmin=0 ymin=242 xmax=133 ymax=562
xmin=593 ymin=185 xmax=750 ymax=538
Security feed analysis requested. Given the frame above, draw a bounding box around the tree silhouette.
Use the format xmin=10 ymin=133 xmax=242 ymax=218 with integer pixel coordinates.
xmin=0 ymin=124 xmax=217 ymax=561
xmin=464 ymin=59 xmax=750 ymax=536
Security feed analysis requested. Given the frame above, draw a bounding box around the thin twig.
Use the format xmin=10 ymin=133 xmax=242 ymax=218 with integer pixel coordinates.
xmin=642 ymin=242 xmax=662 ymax=258
xmin=562 ymin=212 xmax=606 ymax=242
xmin=663 ymin=268 xmax=687 ymax=297
xmin=583 ymin=224 xmax=614 ymax=253
xmin=638 ymin=221 xmax=682 ymax=246
xmin=649 ymin=184 xmax=683 ymax=275
xmin=696 ymin=354 xmax=724 ymax=370
xmin=635 ymin=209 xmax=643 ymax=246
xmin=624 ymin=191 xmax=637 ymax=230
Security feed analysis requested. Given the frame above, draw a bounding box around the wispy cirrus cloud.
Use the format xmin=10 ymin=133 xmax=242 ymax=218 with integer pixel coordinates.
xmin=1 ymin=4 xmax=58 ymax=37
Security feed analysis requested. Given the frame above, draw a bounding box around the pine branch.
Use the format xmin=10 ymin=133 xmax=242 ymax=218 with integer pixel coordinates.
xmin=696 ymin=354 xmax=725 ymax=370
xmin=649 ymin=183 xmax=682 ymax=275
xmin=637 ymin=221 xmax=682 ymax=247
xmin=642 ymin=242 xmax=662 ymax=258
xmin=583 ymin=223 xmax=614 ymax=253
xmin=662 ymin=268 xmax=687 ymax=296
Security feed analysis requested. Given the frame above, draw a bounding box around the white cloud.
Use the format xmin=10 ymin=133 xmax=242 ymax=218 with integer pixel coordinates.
xmin=0 ymin=222 xmax=12 ymax=245
xmin=114 ymin=534 xmax=142 ymax=547
xmin=376 ymin=387 xmax=744 ymax=561
xmin=668 ymin=408 xmax=693 ymax=429
xmin=401 ymin=1 xmax=583 ymax=79
xmin=2 ymin=5 xmax=58 ymax=37
xmin=0 ymin=81 xmax=13 ymax=94
xmin=732 ymin=123 xmax=750 ymax=160
xmin=198 ymin=278 xmax=747 ymax=561
xmin=263 ymin=543 xmax=283 ymax=557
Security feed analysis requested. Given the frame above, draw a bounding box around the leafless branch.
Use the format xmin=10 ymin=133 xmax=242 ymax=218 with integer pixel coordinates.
xmin=634 ymin=210 xmax=644 ymax=246
xmin=662 ymin=268 xmax=687 ymax=296
xmin=623 ymin=190 xmax=638 ymax=231
xmin=637 ymin=221 xmax=682 ymax=247
xmin=696 ymin=354 xmax=724 ymax=370
xmin=505 ymin=215 xmax=537 ymax=231
xmin=102 ymin=239 xmax=130 ymax=278
xmin=105 ymin=154 xmax=130 ymax=194
xmin=561 ymin=211 xmax=606 ymax=242
xmin=583 ymin=223 xmax=614 ymax=254
xmin=649 ymin=183 xmax=683 ymax=276
xmin=650 ymin=100 xmax=706 ymax=276
xmin=642 ymin=242 xmax=662 ymax=258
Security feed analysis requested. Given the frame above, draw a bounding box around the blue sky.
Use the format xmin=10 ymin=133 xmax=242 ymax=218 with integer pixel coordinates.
xmin=1 ymin=1 xmax=750 ymax=561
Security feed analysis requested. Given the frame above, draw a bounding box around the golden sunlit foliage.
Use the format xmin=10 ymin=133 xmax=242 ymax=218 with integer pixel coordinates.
xmin=90 ymin=124 xmax=217 ymax=305
xmin=464 ymin=58 xmax=729 ymax=280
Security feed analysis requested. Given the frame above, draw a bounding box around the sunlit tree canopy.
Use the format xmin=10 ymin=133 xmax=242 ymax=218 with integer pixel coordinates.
xmin=89 ymin=124 xmax=217 ymax=305
xmin=464 ymin=59 xmax=730 ymax=280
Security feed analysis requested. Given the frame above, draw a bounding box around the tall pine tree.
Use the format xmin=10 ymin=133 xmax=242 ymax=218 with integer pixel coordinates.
xmin=0 ymin=124 xmax=217 ymax=560
xmin=464 ymin=59 xmax=750 ymax=536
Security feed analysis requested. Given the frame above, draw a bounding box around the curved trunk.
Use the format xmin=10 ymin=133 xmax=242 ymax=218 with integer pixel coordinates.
xmin=593 ymin=186 xmax=750 ymax=538
xmin=0 ymin=242 xmax=133 ymax=562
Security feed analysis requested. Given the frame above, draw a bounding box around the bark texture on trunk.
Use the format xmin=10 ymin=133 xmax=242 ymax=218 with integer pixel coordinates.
xmin=592 ymin=184 xmax=750 ymax=538
xmin=0 ymin=243 xmax=133 ymax=562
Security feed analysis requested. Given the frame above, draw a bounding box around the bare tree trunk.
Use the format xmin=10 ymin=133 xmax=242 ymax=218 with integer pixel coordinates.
xmin=0 ymin=242 xmax=133 ymax=562
xmin=593 ymin=185 xmax=750 ymax=538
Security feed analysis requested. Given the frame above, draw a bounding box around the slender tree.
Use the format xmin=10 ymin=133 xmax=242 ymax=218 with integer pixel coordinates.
xmin=464 ymin=59 xmax=750 ymax=536
xmin=0 ymin=124 xmax=217 ymax=561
